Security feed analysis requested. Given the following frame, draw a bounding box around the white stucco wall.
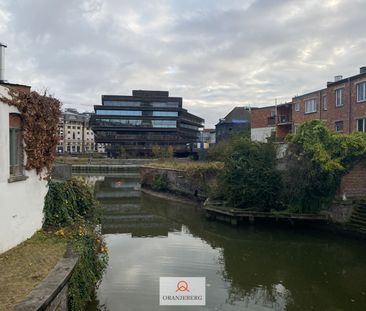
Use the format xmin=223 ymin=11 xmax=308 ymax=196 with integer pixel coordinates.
xmin=251 ymin=127 xmax=276 ymax=142
xmin=0 ymin=86 xmax=48 ymax=254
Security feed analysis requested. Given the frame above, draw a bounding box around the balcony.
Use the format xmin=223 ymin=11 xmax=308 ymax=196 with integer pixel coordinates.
xmin=277 ymin=115 xmax=292 ymax=125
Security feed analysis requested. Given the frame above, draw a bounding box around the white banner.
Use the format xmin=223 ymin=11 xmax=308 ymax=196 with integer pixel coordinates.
xmin=159 ymin=277 xmax=206 ymax=306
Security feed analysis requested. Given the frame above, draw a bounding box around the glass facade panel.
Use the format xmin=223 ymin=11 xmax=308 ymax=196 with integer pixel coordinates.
xmin=152 ymin=120 xmax=177 ymax=128
xmin=104 ymin=101 xmax=142 ymax=107
xmin=152 ymin=111 xmax=178 ymax=117
xmin=96 ymin=110 xmax=142 ymax=116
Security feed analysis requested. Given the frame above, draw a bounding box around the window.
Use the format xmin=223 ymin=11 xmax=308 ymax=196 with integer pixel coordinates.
xmin=357 ymin=82 xmax=366 ymax=102
xmin=152 ymin=120 xmax=177 ymax=128
xmin=357 ymin=118 xmax=366 ymax=132
xmin=9 ymin=114 xmax=24 ymax=177
xmin=335 ymin=121 xmax=344 ymax=132
xmin=323 ymin=96 xmax=328 ymax=110
xmin=294 ymin=103 xmax=300 ymax=112
xmin=270 ymin=110 xmax=276 ymax=117
xmin=336 ymin=88 xmax=344 ymax=107
xmin=152 ymin=111 xmax=178 ymax=117
xmin=304 ymin=99 xmax=316 ymax=113
xmin=96 ymin=110 xmax=143 ymax=116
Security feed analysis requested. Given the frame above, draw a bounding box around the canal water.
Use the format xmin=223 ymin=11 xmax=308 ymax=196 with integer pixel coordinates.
xmin=84 ymin=169 xmax=366 ymax=311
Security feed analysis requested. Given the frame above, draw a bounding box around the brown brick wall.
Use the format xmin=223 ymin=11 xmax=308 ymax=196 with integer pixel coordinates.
xmin=292 ymin=73 xmax=366 ymax=134
xmin=339 ymin=161 xmax=366 ymax=198
xmin=251 ymin=106 xmax=275 ymax=128
xmin=350 ymin=76 xmax=366 ymax=132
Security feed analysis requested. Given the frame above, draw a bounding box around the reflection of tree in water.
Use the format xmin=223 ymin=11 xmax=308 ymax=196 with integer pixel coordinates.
xmin=144 ymin=197 xmax=366 ymax=310
xmin=226 ymin=282 xmax=292 ymax=310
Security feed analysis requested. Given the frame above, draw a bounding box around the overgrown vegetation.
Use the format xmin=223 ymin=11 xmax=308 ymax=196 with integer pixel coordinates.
xmin=217 ymin=137 xmax=282 ymax=211
xmin=1 ymin=89 xmax=61 ymax=177
xmin=43 ymin=177 xmax=108 ymax=311
xmin=152 ymin=145 xmax=174 ymax=159
xmin=151 ymin=173 xmax=168 ymax=191
xmin=207 ymin=121 xmax=366 ymax=213
xmin=283 ymin=120 xmax=366 ymax=212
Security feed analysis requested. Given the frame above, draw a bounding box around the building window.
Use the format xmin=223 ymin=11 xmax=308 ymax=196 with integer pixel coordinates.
xmin=96 ymin=110 xmax=143 ymax=116
xmin=304 ymin=99 xmax=316 ymax=113
xmin=357 ymin=82 xmax=366 ymax=102
xmin=152 ymin=111 xmax=178 ymax=117
xmin=294 ymin=103 xmax=300 ymax=112
xmin=9 ymin=114 xmax=24 ymax=177
xmin=357 ymin=118 xmax=366 ymax=132
xmin=335 ymin=121 xmax=344 ymax=132
xmin=336 ymin=88 xmax=344 ymax=107
xmin=270 ymin=110 xmax=276 ymax=117
xmin=323 ymin=96 xmax=328 ymax=110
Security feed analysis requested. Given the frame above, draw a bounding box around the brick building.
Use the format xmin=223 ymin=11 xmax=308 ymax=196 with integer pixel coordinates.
xmin=251 ymin=66 xmax=366 ymax=142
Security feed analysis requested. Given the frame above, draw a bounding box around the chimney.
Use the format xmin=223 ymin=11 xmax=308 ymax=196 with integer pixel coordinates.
xmin=0 ymin=42 xmax=6 ymax=82
xmin=360 ymin=67 xmax=366 ymax=74
xmin=334 ymin=75 xmax=343 ymax=82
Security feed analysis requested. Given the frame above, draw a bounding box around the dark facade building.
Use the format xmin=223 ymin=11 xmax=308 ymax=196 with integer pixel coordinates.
xmin=215 ymin=107 xmax=251 ymax=143
xmin=90 ymin=90 xmax=204 ymax=156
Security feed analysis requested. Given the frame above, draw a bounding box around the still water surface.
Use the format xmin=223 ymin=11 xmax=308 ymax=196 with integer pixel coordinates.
xmin=85 ymin=173 xmax=366 ymax=311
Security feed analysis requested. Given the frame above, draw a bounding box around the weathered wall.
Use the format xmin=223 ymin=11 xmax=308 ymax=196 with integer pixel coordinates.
xmin=251 ymin=127 xmax=275 ymax=142
xmin=141 ymin=166 xmax=218 ymax=201
xmin=327 ymin=200 xmax=355 ymax=223
xmin=0 ymin=86 xmax=48 ymax=254
xmin=339 ymin=161 xmax=366 ymax=198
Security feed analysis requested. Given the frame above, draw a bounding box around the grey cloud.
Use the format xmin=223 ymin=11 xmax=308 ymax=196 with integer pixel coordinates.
xmin=0 ymin=0 xmax=365 ymax=127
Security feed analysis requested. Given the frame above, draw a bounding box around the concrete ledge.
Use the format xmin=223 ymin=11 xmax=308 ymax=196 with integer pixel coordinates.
xmin=13 ymin=246 xmax=78 ymax=311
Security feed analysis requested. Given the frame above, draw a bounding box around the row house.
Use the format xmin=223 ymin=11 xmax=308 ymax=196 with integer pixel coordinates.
xmin=57 ymin=108 xmax=105 ymax=154
xmin=251 ymin=66 xmax=366 ymax=142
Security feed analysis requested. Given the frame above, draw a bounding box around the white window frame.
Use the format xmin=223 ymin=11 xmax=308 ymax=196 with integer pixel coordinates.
xmin=357 ymin=82 xmax=366 ymax=103
xmin=335 ymin=88 xmax=344 ymax=107
xmin=294 ymin=102 xmax=300 ymax=112
xmin=304 ymin=99 xmax=317 ymax=114
xmin=323 ymin=96 xmax=328 ymax=111
xmin=357 ymin=118 xmax=366 ymax=132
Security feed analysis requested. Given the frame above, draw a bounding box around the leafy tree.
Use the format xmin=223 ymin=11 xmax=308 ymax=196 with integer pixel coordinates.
xmin=220 ymin=138 xmax=282 ymax=211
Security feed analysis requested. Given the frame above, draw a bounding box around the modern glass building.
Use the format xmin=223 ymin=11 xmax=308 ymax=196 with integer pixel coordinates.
xmin=90 ymin=90 xmax=204 ymax=156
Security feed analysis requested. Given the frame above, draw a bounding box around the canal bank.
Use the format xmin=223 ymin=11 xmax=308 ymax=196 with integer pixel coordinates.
xmin=140 ymin=164 xmax=366 ymax=237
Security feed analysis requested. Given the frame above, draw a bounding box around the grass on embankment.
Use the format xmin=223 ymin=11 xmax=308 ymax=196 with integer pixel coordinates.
xmin=0 ymin=231 xmax=66 ymax=311
xmin=146 ymin=159 xmax=224 ymax=171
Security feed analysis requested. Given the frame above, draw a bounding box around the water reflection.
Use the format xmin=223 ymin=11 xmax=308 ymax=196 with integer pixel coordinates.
xmin=86 ymin=174 xmax=366 ymax=311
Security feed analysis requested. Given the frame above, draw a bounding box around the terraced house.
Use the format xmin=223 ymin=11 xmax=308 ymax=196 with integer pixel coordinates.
xmin=251 ymin=66 xmax=366 ymax=142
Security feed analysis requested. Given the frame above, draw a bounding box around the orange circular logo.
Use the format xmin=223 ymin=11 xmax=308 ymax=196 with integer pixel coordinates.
xmin=176 ymin=280 xmax=190 ymax=292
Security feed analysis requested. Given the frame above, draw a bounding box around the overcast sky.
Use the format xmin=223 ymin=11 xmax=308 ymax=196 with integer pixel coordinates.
xmin=0 ymin=0 xmax=365 ymax=127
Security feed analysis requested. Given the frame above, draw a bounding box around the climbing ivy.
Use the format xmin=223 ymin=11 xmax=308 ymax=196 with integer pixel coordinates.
xmin=43 ymin=177 xmax=108 ymax=310
xmin=1 ymin=88 xmax=61 ymax=177
xmin=284 ymin=120 xmax=366 ymax=212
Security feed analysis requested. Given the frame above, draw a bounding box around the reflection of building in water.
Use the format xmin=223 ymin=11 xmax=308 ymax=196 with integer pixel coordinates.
xmin=94 ymin=168 xmax=179 ymax=237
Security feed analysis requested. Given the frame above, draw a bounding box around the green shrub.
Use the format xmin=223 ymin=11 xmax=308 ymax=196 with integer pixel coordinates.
xmin=151 ymin=173 xmax=168 ymax=191
xmin=43 ymin=177 xmax=100 ymax=228
xmin=220 ymin=138 xmax=282 ymax=211
xmin=43 ymin=177 xmax=107 ymax=310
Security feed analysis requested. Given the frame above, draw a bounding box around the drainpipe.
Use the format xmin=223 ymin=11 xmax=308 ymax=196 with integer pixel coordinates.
xmin=319 ymin=90 xmax=322 ymax=120
xmin=348 ymin=77 xmax=352 ymax=134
